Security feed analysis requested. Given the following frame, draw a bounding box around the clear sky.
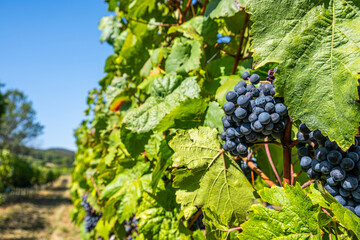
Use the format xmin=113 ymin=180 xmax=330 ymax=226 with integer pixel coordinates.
xmin=0 ymin=0 xmax=113 ymax=151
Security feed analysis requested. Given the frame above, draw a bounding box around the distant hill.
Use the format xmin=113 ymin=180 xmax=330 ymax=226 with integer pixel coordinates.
xmin=18 ymin=147 xmax=75 ymax=169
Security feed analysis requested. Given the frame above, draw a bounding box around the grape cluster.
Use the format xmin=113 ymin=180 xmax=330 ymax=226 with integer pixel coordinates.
xmin=81 ymin=193 xmax=102 ymax=233
xmin=237 ymin=157 xmax=258 ymax=182
xmin=221 ymin=70 xmax=289 ymax=157
xmin=123 ymin=216 xmax=139 ymax=240
xmin=297 ymin=124 xmax=360 ymax=216
xmin=217 ymin=33 xmax=231 ymax=43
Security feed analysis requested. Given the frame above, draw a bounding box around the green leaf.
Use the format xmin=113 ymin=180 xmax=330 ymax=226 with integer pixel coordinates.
xmin=120 ymin=125 xmax=151 ymax=156
xmin=128 ymin=0 xmax=157 ymax=18
xmin=170 ymin=127 xmax=254 ymax=226
xmin=248 ymin=0 xmax=360 ymax=149
xmin=170 ymin=16 xmax=218 ymax=44
xmin=155 ymin=98 xmax=208 ymax=132
xmin=215 ymin=75 xmax=242 ymax=106
xmin=238 ymin=184 xmax=322 ymax=240
xmin=203 ymin=207 xmax=236 ymax=240
xmin=99 ymin=16 xmax=123 ymax=45
xmin=102 ymin=162 xmax=151 ymax=222
xmin=136 ymin=186 xmax=191 ymax=240
xmin=203 ymin=101 xmax=223 ymax=132
xmin=330 ymin=203 xmax=360 ymax=238
xmin=151 ymin=74 xmax=182 ymax=97
xmin=105 ymin=76 xmax=127 ymax=105
xmin=205 ymin=0 xmax=245 ymax=19
xmin=123 ymin=77 xmax=201 ymax=133
xmin=165 ymin=38 xmax=203 ymax=75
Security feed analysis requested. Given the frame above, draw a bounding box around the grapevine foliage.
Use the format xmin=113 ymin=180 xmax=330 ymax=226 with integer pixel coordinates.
xmin=71 ymin=0 xmax=360 ymax=239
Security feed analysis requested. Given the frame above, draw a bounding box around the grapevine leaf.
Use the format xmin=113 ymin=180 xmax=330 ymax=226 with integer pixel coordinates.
xmin=99 ymin=16 xmax=123 ymax=45
xmin=238 ymin=184 xmax=322 ymax=240
xmin=215 ymin=75 xmax=242 ymax=106
xmin=205 ymin=0 xmax=245 ymax=19
xmin=105 ymin=76 xmax=127 ymax=105
xmin=128 ymin=0 xmax=157 ymax=18
xmin=165 ymin=38 xmax=203 ymax=75
xmin=102 ymin=162 xmax=151 ymax=223
xmin=151 ymin=74 xmax=183 ymax=97
xmin=170 ymin=127 xmax=254 ymax=226
xmin=330 ymin=203 xmax=360 ymax=238
xmin=120 ymin=125 xmax=151 ymax=156
xmin=203 ymin=101 xmax=223 ymax=132
xmin=155 ymin=98 xmax=208 ymax=132
xmin=202 ymin=207 xmax=237 ymax=240
xmin=169 ymin=16 xmax=218 ymax=44
xmin=136 ymin=186 xmax=191 ymax=240
xmin=123 ymin=77 xmax=201 ymax=133
xmin=248 ymin=0 xmax=360 ymax=149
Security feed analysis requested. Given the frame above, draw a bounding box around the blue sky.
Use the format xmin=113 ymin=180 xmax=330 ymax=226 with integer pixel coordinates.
xmin=0 ymin=0 xmax=114 ymax=151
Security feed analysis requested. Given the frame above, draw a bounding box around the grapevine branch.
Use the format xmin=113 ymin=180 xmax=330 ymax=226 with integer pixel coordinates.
xmin=232 ymin=13 xmax=249 ymax=74
xmin=301 ymin=180 xmax=315 ymax=189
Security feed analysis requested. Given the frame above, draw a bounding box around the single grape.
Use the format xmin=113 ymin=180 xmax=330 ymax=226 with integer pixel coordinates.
xmin=241 ymin=72 xmax=251 ymax=80
xmin=307 ymin=168 xmax=321 ymax=179
xmin=300 ymin=156 xmax=312 ymax=169
xmin=220 ymin=132 xmax=226 ymax=141
xmin=330 ymin=167 xmax=346 ymax=181
xmin=248 ymin=113 xmax=258 ymax=123
xmin=313 ymin=130 xmax=325 ymax=141
xmin=225 ymin=140 xmax=236 ymax=151
xmin=340 ymin=158 xmax=355 ymax=171
xmin=296 ymin=132 xmax=309 ymax=142
xmin=355 ymin=205 xmax=360 ymax=217
xmin=236 ymin=86 xmax=247 ymax=96
xmin=245 ymin=132 xmax=257 ymax=142
xmin=270 ymin=113 xmax=280 ymax=123
xmin=326 ymin=175 xmax=338 ymax=186
xmin=327 ymin=150 xmax=343 ymax=165
xmin=240 ymin=123 xmax=252 ymax=135
xmin=339 ymin=187 xmax=351 ymax=197
xmin=274 ymin=103 xmax=287 ymax=116
xmin=351 ymin=186 xmax=360 ymax=199
xmin=299 ymin=123 xmax=311 ymax=134
xmin=273 ymin=121 xmax=285 ymax=133
xmin=334 ymin=195 xmax=347 ymax=206
xmin=223 ymin=102 xmax=235 ymax=115
xmin=324 ymin=184 xmax=339 ymax=196
xmin=319 ymin=161 xmax=333 ymax=175
xmin=226 ymin=91 xmax=238 ymax=103
xmin=255 ymin=97 xmax=266 ymax=108
xmin=265 ymin=122 xmax=274 ymax=131
xmin=236 ymin=143 xmax=248 ymax=154
xmin=251 ymin=120 xmax=263 ymax=132
xmin=234 ymin=107 xmax=247 ymax=120
xmin=264 ymin=102 xmax=275 ymax=112
xmin=347 ymin=152 xmax=359 ymax=163
xmin=249 ymin=74 xmax=260 ymax=84
xmin=341 ymin=176 xmax=358 ymax=191
xmin=253 ymin=107 xmax=265 ymax=115
xmin=237 ymin=95 xmax=250 ymax=108
xmin=325 ymin=139 xmax=338 ymax=150
xmin=314 ymin=147 xmax=328 ymax=161
xmin=297 ymin=147 xmax=309 ymax=157
xmin=226 ymin=128 xmax=236 ymax=139
xmin=312 ymin=159 xmax=321 ymax=172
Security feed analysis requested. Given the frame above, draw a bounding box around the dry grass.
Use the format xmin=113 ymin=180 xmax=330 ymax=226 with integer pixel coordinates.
xmin=0 ymin=176 xmax=80 ymax=240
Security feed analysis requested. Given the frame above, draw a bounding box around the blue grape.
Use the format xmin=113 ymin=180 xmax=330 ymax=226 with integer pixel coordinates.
xmin=241 ymin=72 xmax=250 ymax=80
xmin=191 ymin=0 xmax=197 ymax=5
xmin=319 ymin=161 xmax=333 ymax=174
xmin=347 ymin=152 xmax=359 ymax=163
xmin=299 ymin=123 xmax=311 ymax=134
xmin=220 ymin=131 xmax=227 ymax=141
xmin=340 ymin=158 xmax=355 ymax=171
xmin=216 ymin=33 xmax=222 ymax=38
xmin=225 ymin=140 xmax=236 ymax=151
xmin=325 ymin=139 xmax=338 ymax=150
xmin=275 ymin=103 xmax=287 ymax=116
xmin=253 ymin=107 xmax=265 ymax=115
xmin=236 ymin=86 xmax=247 ymax=96
xmin=300 ymin=156 xmax=312 ymax=169
xmin=326 ymin=176 xmax=338 ymax=186
xmin=255 ymin=97 xmax=266 ymax=108
xmin=237 ymin=95 xmax=250 ymax=107
xmin=315 ymin=147 xmax=328 ymax=161
xmin=330 ymin=167 xmax=346 ymax=181
xmin=339 ymin=187 xmax=351 ymax=197
xmin=297 ymin=147 xmax=309 ymax=157
xmin=226 ymin=91 xmax=238 ymax=103
xmin=240 ymin=123 xmax=251 ymax=135
xmin=234 ymin=81 xmax=247 ymax=92
xmin=341 ymin=176 xmax=358 ymax=191
xmin=245 ymin=132 xmax=257 ymax=142
xmin=270 ymin=113 xmax=280 ymax=123
xmin=258 ymin=112 xmax=271 ymax=125
xmin=334 ymin=195 xmax=347 ymax=206
xmin=265 ymin=122 xmax=274 ymax=131
xmin=312 ymin=159 xmax=321 ymax=172
xmin=251 ymin=120 xmax=263 ymax=132
xmin=351 ymin=186 xmax=360 ymax=199
xmin=249 ymin=74 xmax=260 ymax=84
xmin=264 ymin=102 xmax=275 ymax=112
xmin=296 ymin=132 xmax=309 ymax=142
xmin=236 ymin=143 xmax=248 ymax=154
xmin=234 ymin=107 xmax=247 ymax=119
xmin=327 ymin=150 xmax=342 ymax=165
xmin=223 ymin=102 xmax=235 ymax=115
xmin=355 ymin=206 xmax=360 ymax=217
xmin=226 ymin=128 xmax=236 ymax=139
xmin=324 ymin=184 xmax=339 ymax=196
xmin=248 ymin=113 xmax=258 ymax=123
xmin=307 ymin=168 xmax=321 ymax=179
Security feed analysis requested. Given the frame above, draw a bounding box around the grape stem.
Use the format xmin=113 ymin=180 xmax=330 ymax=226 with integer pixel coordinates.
xmin=200 ymin=0 xmax=209 ymax=15
xmin=301 ymin=180 xmax=315 ymax=189
xmin=235 ymin=156 xmax=276 ymax=187
xmin=90 ymin=176 xmax=101 ymax=197
xmin=265 ymin=138 xmax=283 ymax=187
